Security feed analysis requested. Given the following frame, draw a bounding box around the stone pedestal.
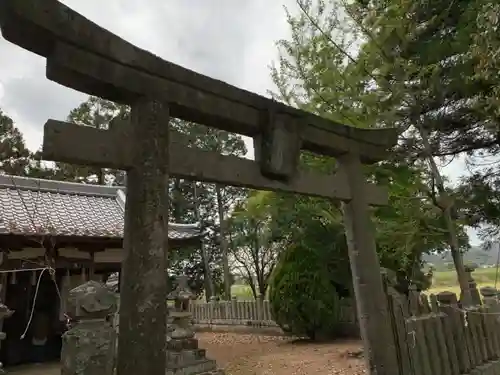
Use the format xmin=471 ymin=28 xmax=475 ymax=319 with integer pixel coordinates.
xmin=0 ymin=301 xmax=13 ymax=374
xmin=166 ymin=276 xmax=223 ymax=375
xmin=61 ymin=281 xmax=117 ymax=375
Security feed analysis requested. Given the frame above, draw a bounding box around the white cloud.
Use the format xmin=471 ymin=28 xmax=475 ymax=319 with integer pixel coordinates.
xmin=0 ymin=0 xmax=480 ymax=244
xmin=0 ymin=0 xmax=294 ymax=151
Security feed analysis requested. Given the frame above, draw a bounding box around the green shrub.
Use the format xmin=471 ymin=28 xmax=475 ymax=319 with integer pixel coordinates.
xmin=269 ymin=225 xmax=349 ymax=340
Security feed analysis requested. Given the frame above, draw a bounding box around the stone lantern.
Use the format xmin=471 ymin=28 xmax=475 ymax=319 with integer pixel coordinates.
xmin=167 ymin=275 xmax=196 ymax=340
xmin=0 ymin=298 xmax=13 ymax=374
xmin=461 ymin=263 xmax=481 ymax=305
xmin=166 ymin=275 xmax=223 ymax=375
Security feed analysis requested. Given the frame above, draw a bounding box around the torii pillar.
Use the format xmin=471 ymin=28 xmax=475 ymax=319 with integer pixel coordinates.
xmin=339 ymin=154 xmax=399 ymax=375
xmin=116 ymin=99 xmax=171 ymax=375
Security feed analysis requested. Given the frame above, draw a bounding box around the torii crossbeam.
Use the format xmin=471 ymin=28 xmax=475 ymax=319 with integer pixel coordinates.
xmin=0 ymin=2 xmax=400 ymax=375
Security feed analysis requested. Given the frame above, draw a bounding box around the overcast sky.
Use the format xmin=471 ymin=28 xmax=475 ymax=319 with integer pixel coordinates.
xmin=0 ymin=0 xmax=480 ymax=244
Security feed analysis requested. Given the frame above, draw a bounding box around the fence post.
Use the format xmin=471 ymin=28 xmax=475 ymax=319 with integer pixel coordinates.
xmin=209 ymin=296 xmax=217 ymax=323
xmin=256 ymin=294 xmax=264 ymax=323
xmin=231 ymin=296 xmax=238 ymax=322
xmin=61 ymin=281 xmax=117 ymax=375
xmin=480 ymin=286 xmax=498 ymax=305
xmin=437 ymin=291 xmax=470 ymax=374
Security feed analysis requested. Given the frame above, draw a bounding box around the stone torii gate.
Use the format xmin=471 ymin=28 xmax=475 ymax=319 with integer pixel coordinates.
xmin=0 ymin=2 xmax=399 ymax=375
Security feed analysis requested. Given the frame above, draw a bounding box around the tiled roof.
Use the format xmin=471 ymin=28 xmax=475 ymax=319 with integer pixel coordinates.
xmin=0 ymin=175 xmax=201 ymax=241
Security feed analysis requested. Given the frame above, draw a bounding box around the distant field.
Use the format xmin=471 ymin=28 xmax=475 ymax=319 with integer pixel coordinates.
xmin=230 ymin=267 xmax=500 ymax=300
xmin=231 ymin=284 xmax=260 ymax=300
xmin=427 ymin=267 xmax=500 ymax=296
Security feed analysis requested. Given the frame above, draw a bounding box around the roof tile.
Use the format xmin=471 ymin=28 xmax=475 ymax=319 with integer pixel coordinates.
xmin=0 ymin=175 xmax=200 ymax=241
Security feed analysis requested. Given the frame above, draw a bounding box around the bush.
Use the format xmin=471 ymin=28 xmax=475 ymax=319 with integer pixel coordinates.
xmin=269 ymin=224 xmax=350 ymax=340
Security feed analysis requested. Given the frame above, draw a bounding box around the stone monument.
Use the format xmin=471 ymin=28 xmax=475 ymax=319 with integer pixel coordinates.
xmin=166 ymin=276 xmax=223 ymax=375
xmin=61 ymin=280 xmax=118 ymax=375
xmin=0 ymin=293 xmax=13 ymax=374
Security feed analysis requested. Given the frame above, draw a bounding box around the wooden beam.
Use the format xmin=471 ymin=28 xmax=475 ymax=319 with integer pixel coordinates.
xmin=43 ymin=120 xmax=389 ymax=205
xmin=0 ymin=234 xmax=198 ymax=251
xmin=0 ymin=258 xmax=120 ymax=272
xmin=0 ymin=0 xmax=398 ymax=162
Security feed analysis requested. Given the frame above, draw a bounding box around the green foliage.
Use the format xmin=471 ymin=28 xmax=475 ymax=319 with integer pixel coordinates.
xmin=55 ymin=96 xmax=129 ymax=185
xmin=266 ymin=0 xmax=475 ymax=292
xmin=349 ymin=0 xmax=500 ymax=239
xmin=166 ymin=121 xmax=248 ymax=298
xmin=228 ymin=191 xmax=281 ymax=298
xmin=0 ymin=109 xmax=31 ymax=176
xmin=268 ymin=224 xmax=346 ymax=340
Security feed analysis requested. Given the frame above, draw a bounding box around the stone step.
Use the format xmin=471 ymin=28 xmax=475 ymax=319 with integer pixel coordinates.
xmin=166 ymin=349 xmax=207 ymax=367
xmin=165 ymin=359 xmax=217 ymax=375
xmin=196 ymin=371 xmax=225 ymax=375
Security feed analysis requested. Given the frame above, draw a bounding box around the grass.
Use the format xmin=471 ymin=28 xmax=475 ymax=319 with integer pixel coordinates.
xmin=427 ymin=267 xmax=500 ymax=296
xmin=231 ymin=284 xmax=258 ymax=300
xmin=230 ymin=267 xmax=500 ymax=300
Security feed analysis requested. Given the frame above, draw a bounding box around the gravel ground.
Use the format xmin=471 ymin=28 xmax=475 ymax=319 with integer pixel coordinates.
xmin=8 ymin=333 xmax=366 ymax=375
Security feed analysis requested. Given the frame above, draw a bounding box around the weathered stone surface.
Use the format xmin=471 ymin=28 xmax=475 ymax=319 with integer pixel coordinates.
xmin=0 ymin=0 xmax=398 ymax=163
xmin=67 ymin=280 xmax=117 ymax=320
xmin=166 ymin=338 xmax=199 ymax=352
xmin=259 ymin=110 xmax=301 ymax=181
xmin=42 ymin=120 xmax=389 ymax=205
xmin=61 ymin=320 xmax=116 ymax=375
xmin=0 ymin=303 xmax=13 ymax=320
xmin=165 ymin=276 xmax=224 ymax=375
xmin=117 ymin=100 xmax=170 ymax=375
xmin=165 ymin=359 xmax=217 ymax=375
xmin=339 ymin=154 xmax=399 ymax=375
xmin=61 ymin=281 xmax=117 ymax=375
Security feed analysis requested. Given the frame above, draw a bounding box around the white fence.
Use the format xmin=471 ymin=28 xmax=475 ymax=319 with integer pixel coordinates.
xmin=189 ymin=297 xmax=358 ymax=332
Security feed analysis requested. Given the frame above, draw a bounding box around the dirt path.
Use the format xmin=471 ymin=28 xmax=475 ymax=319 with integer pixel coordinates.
xmin=198 ymin=333 xmax=365 ymax=375
xmin=8 ymin=333 xmax=366 ymax=375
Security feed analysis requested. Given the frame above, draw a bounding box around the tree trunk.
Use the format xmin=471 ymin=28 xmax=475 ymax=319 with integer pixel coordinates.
xmin=193 ymin=183 xmax=214 ymax=301
xmin=418 ymin=125 xmax=471 ymax=305
xmin=216 ymin=183 xmax=232 ymax=300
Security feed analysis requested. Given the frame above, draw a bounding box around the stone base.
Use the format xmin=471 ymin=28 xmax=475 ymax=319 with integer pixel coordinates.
xmin=62 ymin=320 xmax=116 ymax=375
xmin=166 ymin=338 xmax=224 ymax=375
xmin=166 ymin=370 xmax=224 ymax=375
xmin=167 ymin=337 xmax=199 ymax=351
xmin=165 ymin=358 xmax=218 ymax=375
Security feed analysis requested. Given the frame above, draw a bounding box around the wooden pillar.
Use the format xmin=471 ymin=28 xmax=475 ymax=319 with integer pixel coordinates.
xmin=339 ymin=154 xmax=399 ymax=375
xmin=89 ymin=252 xmax=95 ymax=281
xmin=117 ymin=99 xmax=170 ymax=375
xmin=0 ymin=273 xmax=7 ymax=351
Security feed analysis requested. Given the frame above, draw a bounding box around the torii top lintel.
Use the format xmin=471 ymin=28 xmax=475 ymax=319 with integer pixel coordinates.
xmin=0 ymin=0 xmax=398 ymax=163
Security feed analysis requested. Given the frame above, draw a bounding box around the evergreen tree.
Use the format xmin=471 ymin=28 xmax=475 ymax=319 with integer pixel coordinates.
xmin=0 ymin=109 xmax=31 ymax=176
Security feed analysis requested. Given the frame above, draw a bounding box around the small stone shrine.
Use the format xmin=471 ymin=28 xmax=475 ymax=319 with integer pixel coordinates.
xmin=166 ymin=276 xmax=223 ymax=375
xmin=0 ymin=291 xmax=13 ymax=374
xmin=61 ymin=281 xmax=118 ymax=375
